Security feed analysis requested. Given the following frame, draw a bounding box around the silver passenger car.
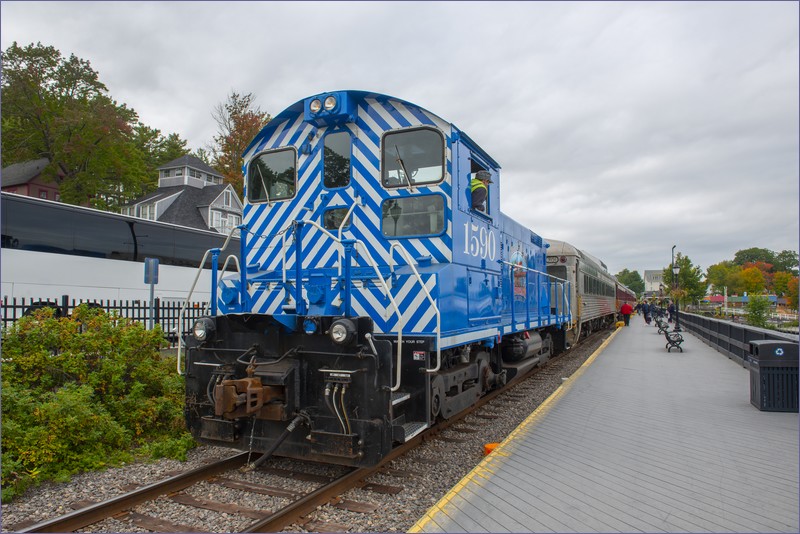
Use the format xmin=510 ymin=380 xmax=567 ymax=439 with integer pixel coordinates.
xmin=545 ymin=238 xmax=619 ymax=347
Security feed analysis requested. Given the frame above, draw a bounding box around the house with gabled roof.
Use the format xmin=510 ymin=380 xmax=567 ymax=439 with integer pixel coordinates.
xmin=121 ymin=155 xmax=243 ymax=235
xmin=1 ymin=158 xmax=63 ymax=202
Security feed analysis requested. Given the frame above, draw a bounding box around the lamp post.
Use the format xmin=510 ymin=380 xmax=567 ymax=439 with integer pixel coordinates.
xmin=672 ymin=262 xmax=682 ymax=332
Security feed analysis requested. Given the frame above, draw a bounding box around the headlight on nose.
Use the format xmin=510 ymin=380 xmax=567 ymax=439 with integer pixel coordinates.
xmin=323 ymin=95 xmax=337 ymax=111
xmin=192 ymin=317 xmax=216 ymax=342
xmin=329 ymin=318 xmax=356 ymax=345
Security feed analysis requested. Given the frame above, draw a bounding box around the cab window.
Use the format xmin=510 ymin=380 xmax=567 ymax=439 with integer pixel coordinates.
xmin=381 ymin=127 xmax=444 ymax=188
xmin=247 ymin=148 xmax=297 ymax=203
xmin=324 ymin=131 xmax=351 ymax=189
xmin=381 ymin=195 xmax=445 ymax=237
xmin=323 ymin=207 xmax=352 ymax=231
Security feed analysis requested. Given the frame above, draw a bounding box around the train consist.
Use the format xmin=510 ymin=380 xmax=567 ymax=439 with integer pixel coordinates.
xmin=546 ymin=239 xmax=636 ymax=347
xmin=183 ymin=90 xmax=632 ymax=467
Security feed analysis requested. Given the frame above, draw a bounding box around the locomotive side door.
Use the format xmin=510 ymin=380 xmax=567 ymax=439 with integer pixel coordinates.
xmin=450 ymin=131 xmax=503 ymax=326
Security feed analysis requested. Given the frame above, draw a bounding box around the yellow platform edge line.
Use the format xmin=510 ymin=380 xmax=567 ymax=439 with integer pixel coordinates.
xmin=408 ymin=328 xmax=620 ymax=533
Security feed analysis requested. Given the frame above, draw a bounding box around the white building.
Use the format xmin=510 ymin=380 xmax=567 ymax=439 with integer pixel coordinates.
xmin=121 ymin=155 xmax=242 ymax=235
xmin=643 ymin=270 xmax=665 ymax=298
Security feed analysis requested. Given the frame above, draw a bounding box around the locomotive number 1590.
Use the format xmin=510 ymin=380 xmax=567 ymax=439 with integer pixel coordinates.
xmin=463 ymin=222 xmax=497 ymax=260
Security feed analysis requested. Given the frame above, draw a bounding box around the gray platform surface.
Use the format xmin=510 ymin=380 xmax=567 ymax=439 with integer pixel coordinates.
xmin=410 ymin=315 xmax=799 ymax=533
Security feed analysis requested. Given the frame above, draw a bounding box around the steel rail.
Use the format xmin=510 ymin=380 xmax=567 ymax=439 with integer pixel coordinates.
xmin=18 ymin=452 xmax=250 ymax=533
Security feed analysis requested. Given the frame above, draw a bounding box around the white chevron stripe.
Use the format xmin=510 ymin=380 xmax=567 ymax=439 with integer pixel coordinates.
xmin=365 ymin=97 xmax=407 ymax=130
xmin=392 ymin=100 xmax=449 ymax=132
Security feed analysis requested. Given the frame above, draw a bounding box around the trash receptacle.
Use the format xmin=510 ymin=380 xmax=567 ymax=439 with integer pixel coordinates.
xmin=749 ymin=340 xmax=799 ymax=412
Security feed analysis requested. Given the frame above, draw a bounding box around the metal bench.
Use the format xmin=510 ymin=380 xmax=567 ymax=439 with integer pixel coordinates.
xmin=664 ymin=330 xmax=684 ymax=352
xmin=655 ymin=317 xmax=670 ymax=334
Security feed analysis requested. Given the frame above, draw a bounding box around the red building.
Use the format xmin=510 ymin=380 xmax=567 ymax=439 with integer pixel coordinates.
xmin=1 ymin=158 xmax=61 ymax=201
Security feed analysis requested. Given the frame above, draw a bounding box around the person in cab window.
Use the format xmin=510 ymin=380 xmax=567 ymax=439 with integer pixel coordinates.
xmin=470 ymin=170 xmax=492 ymax=212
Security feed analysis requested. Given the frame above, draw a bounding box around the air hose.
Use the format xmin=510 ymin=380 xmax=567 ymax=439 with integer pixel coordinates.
xmin=241 ymin=412 xmax=307 ymax=472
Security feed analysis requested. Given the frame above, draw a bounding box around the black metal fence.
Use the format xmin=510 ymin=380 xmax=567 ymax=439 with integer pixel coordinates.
xmin=1 ymin=295 xmax=210 ymax=348
xmin=679 ymin=312 xmax=799 ymax=366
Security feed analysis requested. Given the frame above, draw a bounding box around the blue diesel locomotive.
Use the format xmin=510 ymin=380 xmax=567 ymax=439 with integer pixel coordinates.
xmin=183 ymin=90 xmax=572 ymax=467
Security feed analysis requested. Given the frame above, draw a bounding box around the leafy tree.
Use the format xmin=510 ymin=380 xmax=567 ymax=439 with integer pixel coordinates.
xmin=733 ymin=247 xmax=776 ymax=266
xmin=745 ymin=294 xmax=771 ymax=328
xmin=743 ymin=261 xmax=774 ymax=292
xmin=1 ymin=42 xmax=148 ymax=209
xmin=192 ymin=147 xmax=212 ymax=166
xmin=662 ymin=253 xmax=705 ymax=306
xmin=772 ymin=272 xmax=793 ymax=297
xmin=209 ymin=91 xmax=271 ymax=196
xmin=774 ymin=250 xmax=799 ymax=276
xmin=740 ymin=266 xmax=766 ymax=294
xmin=787 ymin=277 xmax=799 ymax=310
xmin=131 ymin=125 xmax=190 ymax=194
xmin=706 ymin=261 xmax=742 ymax=295
xmin=615 ymin=269 xmax=645 ymax=297
xmin=160 ymin=133 xmax=191 ymax=165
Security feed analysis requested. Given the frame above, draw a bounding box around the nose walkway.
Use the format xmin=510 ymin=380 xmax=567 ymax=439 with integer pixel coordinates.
xmin=410 ymin=315 xmax=799 ymax=533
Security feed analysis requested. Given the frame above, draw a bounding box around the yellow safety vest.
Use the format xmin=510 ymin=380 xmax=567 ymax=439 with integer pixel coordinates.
xmin=470 ymin=178 xmax=487 ymax=194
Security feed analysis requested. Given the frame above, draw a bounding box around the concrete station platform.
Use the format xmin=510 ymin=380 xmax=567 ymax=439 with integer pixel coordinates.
xmin=410 ymin=314 xmax=799 ymax=533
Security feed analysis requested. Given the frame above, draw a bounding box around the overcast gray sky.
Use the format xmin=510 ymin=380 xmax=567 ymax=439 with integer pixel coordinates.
xmin=2 ymin=1 xmax=798 ymax=276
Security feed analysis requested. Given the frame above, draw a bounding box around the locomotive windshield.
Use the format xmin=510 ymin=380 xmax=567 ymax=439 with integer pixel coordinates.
xmin=381 ymin=127 xmax=444 ymax=188
xmin=247 ymin=148 xmax=297 ymax=203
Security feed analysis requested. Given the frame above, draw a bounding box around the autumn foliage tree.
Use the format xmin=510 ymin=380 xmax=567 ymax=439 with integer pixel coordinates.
xmin=209 ymin=91 xmax=271 ymax=196
xmin=739 ymin=266 xmax=766 ymax=294
xmin=787 ymin=277 xmax=799 ymax=310
xmin=707 ymin=248 xmax=798 ymax=300
xmin=1 ymin=42 xmax=147 ymax=209
xmin=2 ymin=42 xmax=193 ymax=210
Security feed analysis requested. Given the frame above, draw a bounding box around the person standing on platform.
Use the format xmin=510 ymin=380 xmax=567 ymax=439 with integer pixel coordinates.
xmin=620 ymin=301 xmax=633 ymax=326
xmin=668 ymin=301 xmax=676 ymax=323
xmin=641 ymin=301 xmax=651 ymax=325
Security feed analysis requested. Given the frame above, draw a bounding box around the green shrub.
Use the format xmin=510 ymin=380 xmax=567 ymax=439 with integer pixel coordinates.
xmin=1 ymin=305 xmax=196 ymax=502
xmin=745 ymin=295 xmax=771 ymax=328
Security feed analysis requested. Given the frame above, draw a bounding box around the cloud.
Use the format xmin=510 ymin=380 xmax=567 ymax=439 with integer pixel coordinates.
xmin=2 ymin=0 xmax=797 ymax=278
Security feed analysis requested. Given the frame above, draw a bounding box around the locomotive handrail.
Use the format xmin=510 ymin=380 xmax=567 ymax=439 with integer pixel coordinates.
xmin=389 ymin=243 xmax=442 ymax=374
xmin=498 ymin=260 xmax=572 ymax=329
xmin=337 ymin=201 xmax=360 ymax=277
xmin=351 ymin=239 xmax=405 ymax=391
xmin=280 ymin=221 xmax=341 ymax=286
xmin=542 ymin=270 xmax=573 ymax=330
xmin=278 ymin=200 xmax=359 ymax=283
xmin=285 ymin=219 xmax=407 ymax=392
xmin=176 ymin=227 xmax=241 ymax=375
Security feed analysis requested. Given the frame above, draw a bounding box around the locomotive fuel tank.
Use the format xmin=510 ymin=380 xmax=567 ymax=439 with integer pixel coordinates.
xmin=501 ymin=331 xmax=544 ymax=362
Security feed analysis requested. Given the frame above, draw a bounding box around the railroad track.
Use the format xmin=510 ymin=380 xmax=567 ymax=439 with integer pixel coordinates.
xmin=17 ymin=413 xmax=489 ymax=533
xmin=15 ymin=330 xmax=611 ymax=533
